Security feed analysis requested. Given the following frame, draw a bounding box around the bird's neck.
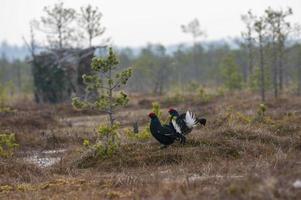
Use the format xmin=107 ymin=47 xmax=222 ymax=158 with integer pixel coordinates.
xmin=151 ymin=117 xmax=162 ymax=127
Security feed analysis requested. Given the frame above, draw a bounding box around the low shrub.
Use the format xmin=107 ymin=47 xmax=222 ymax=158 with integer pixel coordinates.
xmin=0 ymin=133 xmax=18 ymax=158
xmin=125 ymin=127 xmax=151 ymax=142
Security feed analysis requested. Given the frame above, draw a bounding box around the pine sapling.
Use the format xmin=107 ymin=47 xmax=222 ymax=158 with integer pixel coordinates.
xmin=72 ymin=47 xmax=132 ymax=157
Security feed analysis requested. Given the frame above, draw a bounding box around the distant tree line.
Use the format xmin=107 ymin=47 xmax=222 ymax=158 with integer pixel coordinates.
xmin=0 ymin=4 xmax=300 ymax=102
xmin=121 ymin=8 xmax=301 ymax=100
xmin=121 ymin=39 xmax=300 ymax=99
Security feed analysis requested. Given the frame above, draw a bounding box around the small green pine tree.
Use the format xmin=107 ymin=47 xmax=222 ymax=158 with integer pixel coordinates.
xmin=0 ymin=133 xmax=18 ymax=158
xmin=72 ymin=47 xmax=132 ymax=156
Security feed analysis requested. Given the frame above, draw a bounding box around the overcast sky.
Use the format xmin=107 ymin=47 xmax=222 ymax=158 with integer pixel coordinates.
xmin=0 ymin=0 xmax=300 ymax=47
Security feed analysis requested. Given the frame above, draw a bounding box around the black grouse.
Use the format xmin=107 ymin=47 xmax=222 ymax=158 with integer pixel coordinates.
xmin=168 ymin=108 xmax=206 ymax=137
xmin=148 ymin=112 xmax=185 ymax=147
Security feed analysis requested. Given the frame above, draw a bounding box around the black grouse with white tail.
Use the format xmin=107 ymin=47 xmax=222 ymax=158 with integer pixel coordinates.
xmin=168 ymin=108 xmax=206 ymax=137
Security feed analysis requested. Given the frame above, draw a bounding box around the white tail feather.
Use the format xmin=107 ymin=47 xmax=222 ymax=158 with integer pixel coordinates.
xmin=184 ymin=111 xmax=197 ymax=128
xmin=172 ymin=119 xmax=182 ymax=134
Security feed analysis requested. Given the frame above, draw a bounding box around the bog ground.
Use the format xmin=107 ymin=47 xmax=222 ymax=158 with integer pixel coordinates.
xmin=0 ymin=92 xmax=301 ymax=199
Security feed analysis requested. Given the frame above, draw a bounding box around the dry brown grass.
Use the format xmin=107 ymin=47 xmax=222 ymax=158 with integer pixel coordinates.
xmin=0 ymin=91 xmax=301 ymax=199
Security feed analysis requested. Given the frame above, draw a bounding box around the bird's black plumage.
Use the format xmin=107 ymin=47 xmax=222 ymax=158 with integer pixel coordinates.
xmin=149 ymin=112 xmax=178 ymax=146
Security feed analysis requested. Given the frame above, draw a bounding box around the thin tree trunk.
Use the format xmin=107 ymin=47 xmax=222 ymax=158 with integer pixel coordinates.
xmin=248 ymin=39 xmax=254 ymax=76
xmin=272 ymin=41 xmax=278 ymax=98
xmin=278 ymin=43 xmax=284 ymax=93
xmin=16 ymin=65 xmax=21 ymax=93
xmin=259 ymin=33 xmax=265 ymax=102
xmin=107 ymin=67 xmax=114 ymax=148
xmin=58 ymin=29 xmax=63 ymax=49
xmin=108 ymin=67 xmax=114 ymax=127
xmin=246 ymin=34 xmax=254 ymax=82
xmin=279 ymin=55 xmax=283 ymax=92
xmin=298 ymin=63 xmax=301 ymax=96
xmin=192 ymin=36 xmax=198 ymax=80
xmin=89 ymin=35 xmax=92 ymax=47
xmin=58 ymin=18 xmax=63 ymax=49
xmin=297 ymin=52 xmax=301 ymax=96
